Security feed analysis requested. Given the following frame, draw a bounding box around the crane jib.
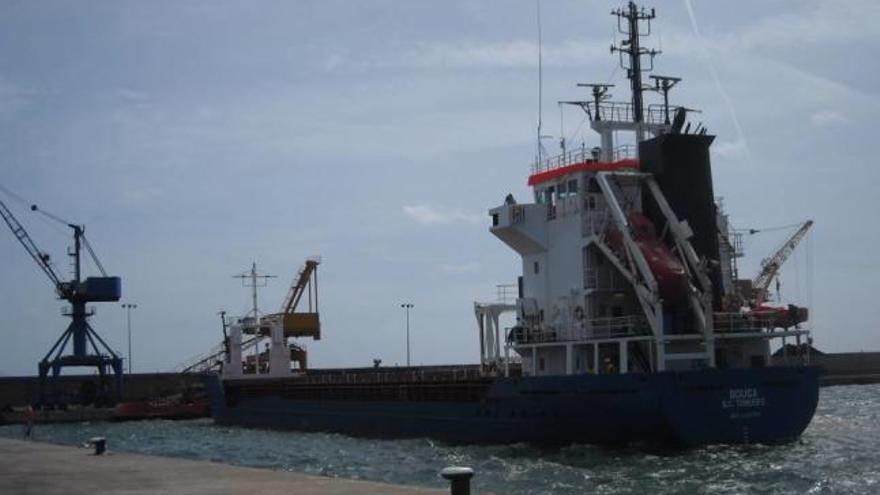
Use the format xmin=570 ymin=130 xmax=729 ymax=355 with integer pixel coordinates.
xmin=0 ymin=198 xmax=64 ymax=288
xmin=1 ymin=193 xmax=125 ymax=406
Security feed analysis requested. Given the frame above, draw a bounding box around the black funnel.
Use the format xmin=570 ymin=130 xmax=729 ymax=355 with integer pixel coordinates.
xmin=640 ymin=133 xmax=723 ymax=309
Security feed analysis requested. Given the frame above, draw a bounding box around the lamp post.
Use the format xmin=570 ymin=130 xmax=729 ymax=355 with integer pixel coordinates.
xmin=401 ymin=303 xmax=413 ymax=367
xmin=121 ymin=303 xmax=138 ymax=374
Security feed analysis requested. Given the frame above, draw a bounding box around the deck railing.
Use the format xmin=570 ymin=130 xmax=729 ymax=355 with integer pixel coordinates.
xmin=532 ymin=144 xmax=637 ymax=175
xmin=713 ymin=312 xmax=781 ymax=332
xmin=509 ymin=315 xmax=650 ymax=345
xmin=289 ymin=365 xmax=489 ymax=386
xmin=495 ymin=284 xmax=518 ymax=304
xmin=586 ymin=102 xmax=678 ymax=125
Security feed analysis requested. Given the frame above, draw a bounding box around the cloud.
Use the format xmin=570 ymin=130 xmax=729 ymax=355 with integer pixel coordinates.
xmin=439 ymin=261 xmax=481 ymax=273
xmin=321 ymin=52 xmax=347 ymax=71
xmin=402 ymin=204 xmax=483 ymax=225
xmin=0 ymin=77 xmax=34 ymax=116
xmin=395 ymin=39 xmax=606 ymax=70
xmin=116 ymin=88 xmax=150 ymax=103
xmin=730 ymin=0 xmax=880 ymax=51
xmin=712 ymin=139 xmax=748 ymax=160
xmin=676 ymin=0 xmax=880 ymax=55
xmin=809 ymin=110 xmax=848 ymax=127
xmin=121 ymin=187 xmax=164 ymax=205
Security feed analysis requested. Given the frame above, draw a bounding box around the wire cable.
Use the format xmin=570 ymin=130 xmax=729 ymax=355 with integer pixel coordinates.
xmin=566 ymin=113 xmax=589 ymax=146
xmin=0 ymin=184 xmax=30 ymax=208
xmin=30 ymin=204 xmax=74 ymax=228
xmin=81 ymin=235 xmax=108 ymax=277
xmin=0 ymin=186 xmax=72 ymax=239
xmin=2 ymin=184 xmax=112 ymax=278
xmin=31 ymin=210 xmax=71 ymax=238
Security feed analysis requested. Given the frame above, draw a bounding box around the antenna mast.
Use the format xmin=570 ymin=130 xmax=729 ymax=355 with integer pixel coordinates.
xmin=536 ymin=0 xmax=544 ymax=164
xmin=234 ymin=262 xmax=276 ymax=319
xmin=649 ymin=75 xmax=681 ymax=124
xmin=575 ymin=83 xmax=614 ymax=121
xmin=611 ymin=2 xmax=659 ymax=141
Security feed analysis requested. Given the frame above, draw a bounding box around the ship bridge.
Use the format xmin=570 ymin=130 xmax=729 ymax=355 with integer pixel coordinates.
xmin=485 ymin=1 xmax=811 ymax=379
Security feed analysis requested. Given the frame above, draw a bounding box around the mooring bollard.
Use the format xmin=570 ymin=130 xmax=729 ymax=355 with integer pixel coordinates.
xmin=440 ymin=466 xmax=474 ymax=495
xmin=88 ymin=437 xmax=106 ymax=455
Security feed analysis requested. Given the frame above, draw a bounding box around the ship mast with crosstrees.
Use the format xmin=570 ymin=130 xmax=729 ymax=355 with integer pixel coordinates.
xmin=483 ymin=1 xmax=811 ymax=377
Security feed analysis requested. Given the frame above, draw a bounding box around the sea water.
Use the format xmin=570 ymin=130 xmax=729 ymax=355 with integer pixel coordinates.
xmin=2 ymin=384 xmax=878 ymax=494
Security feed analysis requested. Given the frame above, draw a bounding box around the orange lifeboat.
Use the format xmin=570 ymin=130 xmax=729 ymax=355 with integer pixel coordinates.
xmin=607 ymin=213 xmax=688 ymax=305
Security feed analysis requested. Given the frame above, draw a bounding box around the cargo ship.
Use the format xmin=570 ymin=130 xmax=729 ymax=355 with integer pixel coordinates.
xmin=206 ymin=2 xmax=819 ymax=446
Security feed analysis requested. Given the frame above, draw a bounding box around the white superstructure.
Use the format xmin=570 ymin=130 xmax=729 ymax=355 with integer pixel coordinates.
xmin=482 ymin=2 xmax=812 ymax=378
xmin=219 ymin=259 xmax=320 ymax=379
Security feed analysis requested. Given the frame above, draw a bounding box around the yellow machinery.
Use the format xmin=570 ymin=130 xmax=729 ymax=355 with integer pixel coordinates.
xmin=272 ymin=257 xmax=321 ymax=340
xmin=179 ymin=258 xmax=321 ymax=374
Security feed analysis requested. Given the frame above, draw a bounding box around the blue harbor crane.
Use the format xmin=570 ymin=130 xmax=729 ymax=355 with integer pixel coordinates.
xmin=0 ymin=195 xmax=124 ymax=407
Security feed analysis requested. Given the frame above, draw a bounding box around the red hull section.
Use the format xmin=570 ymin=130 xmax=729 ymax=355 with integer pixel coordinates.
xmin=112 ymin=399 xmax=210 ymax=421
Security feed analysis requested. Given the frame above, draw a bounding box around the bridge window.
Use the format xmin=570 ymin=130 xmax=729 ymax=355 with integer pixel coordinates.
xmin=556 ymin=179 xmax=579 ymax=199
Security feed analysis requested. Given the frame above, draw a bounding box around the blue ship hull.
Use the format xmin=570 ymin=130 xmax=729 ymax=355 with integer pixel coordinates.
xmin=207 ymin=366 xmax=819 ymax=446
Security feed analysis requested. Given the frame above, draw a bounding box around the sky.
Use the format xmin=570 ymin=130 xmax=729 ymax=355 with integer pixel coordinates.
xmin=1 ymin=0 xmax=879 ymax=376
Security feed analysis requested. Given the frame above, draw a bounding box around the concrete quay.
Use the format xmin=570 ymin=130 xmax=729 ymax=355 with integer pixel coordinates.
xmin=0 ymin=438 xmax=447 ymax=495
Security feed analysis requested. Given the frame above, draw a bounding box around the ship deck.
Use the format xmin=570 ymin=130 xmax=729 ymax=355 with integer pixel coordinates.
xmin=223 ymin=365 xmax=508 ymax=403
